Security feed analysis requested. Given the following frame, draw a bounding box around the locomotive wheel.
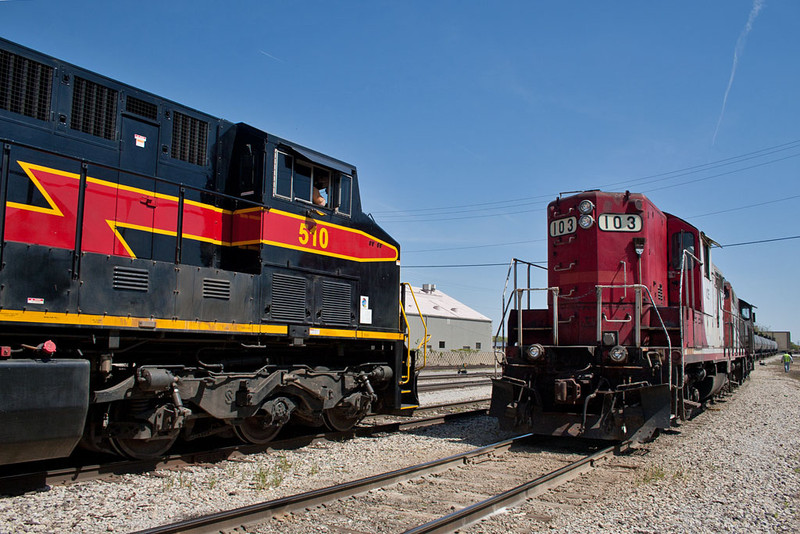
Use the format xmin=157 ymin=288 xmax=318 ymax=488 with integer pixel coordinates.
xmin=234 ymin=417 xmax=283 ymax=444
xmin=109 ymin=433 xmax=178 ymax=460
xmin=322 ymin=406 xmax=363 ymax=432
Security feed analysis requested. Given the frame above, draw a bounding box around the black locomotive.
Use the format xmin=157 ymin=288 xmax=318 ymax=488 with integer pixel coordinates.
xmin=0 ymin=38 xmax=418 ymax=463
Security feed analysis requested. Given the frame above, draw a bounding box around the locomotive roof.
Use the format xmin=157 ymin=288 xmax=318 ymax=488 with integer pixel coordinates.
xmin=1 ymin=37 xmax=357 ymax=173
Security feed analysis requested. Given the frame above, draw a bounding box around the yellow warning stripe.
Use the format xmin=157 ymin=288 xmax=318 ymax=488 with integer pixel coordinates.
xmin=0 ymin=309 xmax=404 ymax=340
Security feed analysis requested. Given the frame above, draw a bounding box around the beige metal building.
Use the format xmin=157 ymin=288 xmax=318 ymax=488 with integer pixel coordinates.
xmin=403 ymin=284 xmax=493 ymax=367
xmin=764 ymin=331 xmax=792 ymax=351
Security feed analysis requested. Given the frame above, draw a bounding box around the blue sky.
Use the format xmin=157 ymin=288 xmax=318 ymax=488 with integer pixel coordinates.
xmin=3 ymin=1 xmax=798 ymax=341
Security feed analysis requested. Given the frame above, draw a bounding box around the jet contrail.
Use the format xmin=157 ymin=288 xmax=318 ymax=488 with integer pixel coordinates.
xmin=712 ymin=0 xmax=764 ymax=145
xmin=259 ymin=50 xmax=284 ymax=63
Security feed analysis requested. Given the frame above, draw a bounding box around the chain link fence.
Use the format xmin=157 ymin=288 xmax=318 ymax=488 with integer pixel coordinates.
xmin=418 ymin=350 xmax=501 ymax=369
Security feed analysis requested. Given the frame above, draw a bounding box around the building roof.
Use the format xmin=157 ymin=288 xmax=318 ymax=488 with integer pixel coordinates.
xmin=404 ymin=284 xmax=490 ymax=322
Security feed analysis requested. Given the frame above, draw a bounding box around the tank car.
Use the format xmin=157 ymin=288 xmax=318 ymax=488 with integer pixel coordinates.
xmin=0 ymin=38 xmax=419 ymax=464
xmin=491 ymin=191 xmax=759 ymax=441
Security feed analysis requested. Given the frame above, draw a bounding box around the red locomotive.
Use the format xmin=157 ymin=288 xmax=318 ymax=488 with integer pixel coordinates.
xmin=491 ymin=190 xmax=773 ymax=441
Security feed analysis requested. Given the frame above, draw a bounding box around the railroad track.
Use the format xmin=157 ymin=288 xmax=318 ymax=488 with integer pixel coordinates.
xmin=130 ymin=436 xmax=627 ymax=534
xmin=0 ymin=400 xmax=488 ymax=495
xmin=417 ymin=372 xmax=495 ymax=392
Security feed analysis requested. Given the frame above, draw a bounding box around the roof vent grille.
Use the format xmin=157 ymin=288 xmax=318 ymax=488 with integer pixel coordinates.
xmin=171 ymin=111 xmax=208 ymax=166
xmin=0 ymin=50 xmax=53 ymax=121
xmin=126 ymin=95 xmax=158 ymax=121
xmin=71 ymin=76 xmax=118 ymax=140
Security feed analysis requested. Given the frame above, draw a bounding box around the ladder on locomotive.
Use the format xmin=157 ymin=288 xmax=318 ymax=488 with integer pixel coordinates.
xmin=399 ymin=283 xmax=429 ymax=411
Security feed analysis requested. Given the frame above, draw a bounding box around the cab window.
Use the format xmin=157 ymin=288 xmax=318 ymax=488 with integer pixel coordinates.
xmin=671 ymin=232 xmax=695 ymax=270
xmin=273 ymin=149 xmax=350 ymax=214
xmin=294 ymin=161 xmax=313 ymax=202
xmin=337 ymin=174 xmax=352 ymax=216
xmin=274 ymin=151 xmax=293 ymax=198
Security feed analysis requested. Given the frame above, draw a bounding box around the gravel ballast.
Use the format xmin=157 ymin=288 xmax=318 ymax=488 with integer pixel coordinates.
xmin=471 ymin=355 xmax=800 ymax=533
xmin=0 ymin=359 xmax=797 ymax=533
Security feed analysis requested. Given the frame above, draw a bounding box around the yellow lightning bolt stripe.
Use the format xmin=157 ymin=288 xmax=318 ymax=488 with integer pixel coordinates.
xmin=8 ymin=161 xmax=67 ymax=216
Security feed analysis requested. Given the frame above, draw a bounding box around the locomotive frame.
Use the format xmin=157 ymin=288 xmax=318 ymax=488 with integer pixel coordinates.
xmin=491 ymin=191 xmax=774 ymax=441
xmin=0 ymin=38 xmax=419 ymax=464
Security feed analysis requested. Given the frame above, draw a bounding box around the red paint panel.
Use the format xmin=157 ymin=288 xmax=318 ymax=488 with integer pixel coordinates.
xmin=6 ymin=164 xmax=78 ymax=250
xmin=6 ymin=162 xmax=398 ymax=263
xmin=260 ymin=210 xmax=398 ymax=262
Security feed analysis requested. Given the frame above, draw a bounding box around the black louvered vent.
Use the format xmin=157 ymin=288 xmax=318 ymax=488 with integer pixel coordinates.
xmin=125 ymin=95 xmax=158 ymax=121
xmin=321 ymin=280 xmax=352 ymax=325
xmin=203 ymin=278 xmax=231 ymax=300
xmin=113 ymin=266 xmax=149 ymax=292
xmin=271 ymin=273 xmax=307 ymax=322
xmin=171 ymin=111 xmax=208 ymax=166
xmin=71 ymin=76 xmax=117 ymax=140
xmin=657 ymin=283 xmax=663 ymax=302
xmin=0 ymin=50 xmax=52 ymax=121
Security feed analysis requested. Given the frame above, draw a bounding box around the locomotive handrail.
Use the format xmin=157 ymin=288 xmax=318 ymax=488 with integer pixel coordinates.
xmin=594 ymin=283 xmax=673 ymax=401
xmin=0 ymin=137 xmax=266 ymax=275
xmin=552 ymin=235 xmax=575 ymax=247
xmin=514 ymin=287 xmax=560 ymax=348
xmin=495 ymin=258 xmax=547 ymax=358
xmin=678 ymin=249 xmax=703 ymax=420
xmin=0 ymin=137 xmax=266 ymax=209
xmin=601 ymin=313 xmax=632 ymax=323
xmin=400 ymin=283 xmax=428 ymax=384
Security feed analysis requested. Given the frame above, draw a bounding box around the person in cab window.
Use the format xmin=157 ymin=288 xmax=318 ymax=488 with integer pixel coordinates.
xmin=313 ymin=175 xmax=329 ymax=207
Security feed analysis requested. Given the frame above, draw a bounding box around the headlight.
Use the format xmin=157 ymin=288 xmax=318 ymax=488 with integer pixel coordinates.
xmin=578 ymin=199 xmax=594 ymax=214
xmin=609 ymin=345 xmax=628 ymax=363
xmin=578 ymin=214 xmax=594 ymax=229
xmin=525 ymin=344 xmax=545 ymax=362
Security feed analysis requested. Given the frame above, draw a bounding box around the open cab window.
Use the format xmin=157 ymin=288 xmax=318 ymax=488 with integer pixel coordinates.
xmin=273 ymin=149 xmax=352 ymax=216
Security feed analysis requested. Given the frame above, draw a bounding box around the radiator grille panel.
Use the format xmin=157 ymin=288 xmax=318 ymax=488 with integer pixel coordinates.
xmin=0 ymin=50 xmax=52 ymax=121
xmin=321 ymin=281 xmax=352 ymax=325
xmin=271 ymin=273 xmax=306 ymax=322
xmin=113 ymin=266 xmax=149 ymax=292
xmin=203 ymin=278 xmax=231 ymax=300
xmin=171 ymin=111 xmax=208 ymax=166
xmin=71 ymin=76 xmax=117 ymax=140
xmin=125 ymin=95 xmax=158 ymax=121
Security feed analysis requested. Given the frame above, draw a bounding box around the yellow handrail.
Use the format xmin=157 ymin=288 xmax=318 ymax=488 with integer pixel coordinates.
xmin=400 ymin=282 xmax=428 ymax=384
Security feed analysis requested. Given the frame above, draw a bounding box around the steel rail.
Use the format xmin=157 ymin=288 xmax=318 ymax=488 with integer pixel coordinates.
xmin=416 ymin=398 xmax=490 ymax=411
xmin=0 ymin=406 xmax=487 ymax=495
xmin=403 ymin=442 xmax=626 ymax=534
xmin=417 ymin=378 xmax=493 ymax=392
xmin=130 ymin=434 xmax=534 ymax=534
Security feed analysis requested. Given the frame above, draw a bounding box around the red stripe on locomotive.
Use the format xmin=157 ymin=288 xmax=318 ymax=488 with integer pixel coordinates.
xmin=6 ymin=162 xmax=398 ymax=262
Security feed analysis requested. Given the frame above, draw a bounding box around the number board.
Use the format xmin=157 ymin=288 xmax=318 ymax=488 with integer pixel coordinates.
xmin=598 ymin=213 xmax=642 ymax=232
xmin=549 ymin=216 xmax=577 ymax=237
